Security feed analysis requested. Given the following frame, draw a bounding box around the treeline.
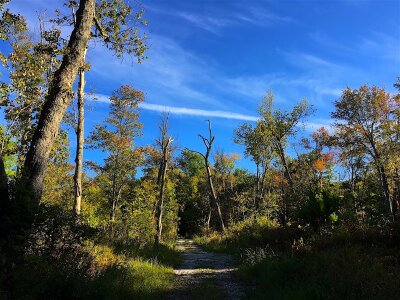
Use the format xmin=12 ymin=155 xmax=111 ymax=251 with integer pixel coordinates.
xmin=194 ymin=82 xmax=400 ymax=300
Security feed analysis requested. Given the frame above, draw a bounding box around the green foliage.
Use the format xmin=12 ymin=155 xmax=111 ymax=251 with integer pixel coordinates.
xmin=55 ymin=0 xmax=148 ymax=62
xmin=298 ymin=190 xmax=341 ymax=230
xmin=7 ymin=246 xmax=176 ymax=300
xmin=175 ymin=150 xmax=209 ymax=236
xmin=88 ymin=85 xmax=143 ymax=225
xmin=160 ymin=179 xmax=179 ymax=243
xmin=194 ymin=217 xmax=285 ymax=253
xmin=95 ymin=0 xmax=148 ymax=61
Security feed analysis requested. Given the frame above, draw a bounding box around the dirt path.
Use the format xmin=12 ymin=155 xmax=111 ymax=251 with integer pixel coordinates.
xmin=169 ymin=239 xmax=244 ymax=300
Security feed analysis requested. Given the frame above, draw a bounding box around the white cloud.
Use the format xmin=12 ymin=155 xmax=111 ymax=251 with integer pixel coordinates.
xmin=360 ymin=32 xmax=400 ymax=63
xmin=145 ymin=4 xmax=292 ymax=34
xmin=93 ymin=93 xmax=258 ymax=121
xmin=140 ymin=103 xmax=259 ymax=121
xmin=94 ymin=93 xmax=335 ymax=132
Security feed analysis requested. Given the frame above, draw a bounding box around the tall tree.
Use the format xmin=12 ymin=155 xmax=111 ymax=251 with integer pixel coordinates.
xmin=214 ymin=150 xmax=240 ymax=193
xmin=53 ymin=0 xmax=147 ymax=216
xmin=176 ymin=149 xmax=208 ymax=235
xmin=19 ymin=0 xmax=96 ymax=208
xmin=188 ymin=120 xmax=225 ymax=232
xmin=259 ymin=92 xmax=312 ymax=188
xmin=234 ymin=121 xmax=273 ymax=211
xmin=88 ymin=85 xmax=143 ymax=224
xmin=1 ymin=12 xmax=62 ymax=176
xmin=332 ymin=85 xmax=398 ymax=220
xmin=18 ymin=0 xmax=147 ymax=215
xmin=73 ymin=51 xmax=87 ymax=215
xmin=155 ymin=114 xmax=173 ymax=244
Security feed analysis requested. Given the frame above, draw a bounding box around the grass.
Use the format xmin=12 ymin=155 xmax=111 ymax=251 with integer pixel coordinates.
xmin=195 ymin=218 xmax=400 ymax=300
xmin=105 ymin=239 xmax=182 ymax=267
xmin=240 ymin=246 xmax=400 ymax=300
xmin=3 ymin=241 xmax=181 ymax=300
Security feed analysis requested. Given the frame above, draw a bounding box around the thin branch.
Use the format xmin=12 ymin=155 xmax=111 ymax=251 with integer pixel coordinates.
xmin=184 ymin=147 xmax=206 ymax=159
xmin=93 ymin=15 xmax=110 ymax=42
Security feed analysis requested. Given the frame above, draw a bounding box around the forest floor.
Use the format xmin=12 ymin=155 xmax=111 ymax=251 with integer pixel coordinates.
xmin=168 ymin=239 xmax=244 ymax=300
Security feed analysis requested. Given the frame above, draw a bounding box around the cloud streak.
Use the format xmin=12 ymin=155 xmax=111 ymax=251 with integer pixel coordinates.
xmin=93 ymin=94 xmax=335 ymax=131
xmin=94 ymin=93 xmax=257 ymax=121
xmin=146 ymin=4 xmax=292 ymax=34
xmin=140 ymin=103 xmax=259 ymax=121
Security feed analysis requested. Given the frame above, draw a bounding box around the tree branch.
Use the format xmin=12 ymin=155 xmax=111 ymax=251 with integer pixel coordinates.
xmin=184 ymin=147 xmax=206 ymax=159
xmin=93 ymin=15 xmax=110 ymax=42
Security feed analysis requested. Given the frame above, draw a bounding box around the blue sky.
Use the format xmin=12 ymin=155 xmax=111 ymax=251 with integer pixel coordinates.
xmin=1 ymin=0 xmax=400 ymax=173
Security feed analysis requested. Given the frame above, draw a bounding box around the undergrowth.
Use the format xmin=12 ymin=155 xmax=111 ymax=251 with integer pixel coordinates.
xmin=195 ymin=218 xmax=400 ymax=300
xmin=0 ymin=207 xmax=181 ymax=300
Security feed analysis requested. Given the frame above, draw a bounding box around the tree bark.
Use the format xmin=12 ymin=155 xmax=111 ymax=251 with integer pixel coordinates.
xmin=155 ymin=154 xmax=168 ymax=244
xmin=73 ymin=50 xmax=87 ymax=216
xmin=276 ymin=141 xmax=293 ymax=187
xmin=19 ymin=0 xmax=95 ymax=206
xmin=255 ymin=162 xmax=260 ymax=210
xmin=255 ymin=160 xmax=268 ymax=212
xmin=393 ymin=169 xmax=400 ymax=220
xmin=370 ymin=137 xmax=394 ymax=221
xmin=188 ymin=120 xmax=225 ymax=232
xmin=377 ymin=164 xmax=393 ymax=220
xmin=205 ymin=161 xmax=225 ymax=232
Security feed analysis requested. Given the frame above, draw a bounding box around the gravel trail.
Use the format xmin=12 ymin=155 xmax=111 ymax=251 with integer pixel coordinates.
xmin=169 ymin=239 xmax=244 ymax=300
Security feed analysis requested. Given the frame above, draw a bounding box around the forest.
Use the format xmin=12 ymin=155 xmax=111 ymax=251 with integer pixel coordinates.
xmin=0 ymin=0 xmax=399 ymax=299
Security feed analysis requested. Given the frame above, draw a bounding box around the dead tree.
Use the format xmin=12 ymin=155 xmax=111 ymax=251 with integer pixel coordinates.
xmin=187 ymin=120 xmax=225 ymax=232
xmin=155 ymin=114 xmax=172 ymax=244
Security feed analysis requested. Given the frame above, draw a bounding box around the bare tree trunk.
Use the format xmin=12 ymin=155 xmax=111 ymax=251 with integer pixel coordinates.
xmin=155 ymin=157 xmax=168 ymax=244
xmin=370 ymin=139 xmax=394 ymax=221
xmin=393 ymin=169 xmax=400 ymax=220
xmin=255 ymin=161 xmax=268 ymax=213
xmin=377 ymin=164 xmax=393 ymax=220
xmin=73 ymin=50 xmax=87 ymax=216
xmin=19 ymin=0 xmax=95 ymax=206
xmin=276 ymin=142 xmax=293 ymax=187
xmin=206 ymin=202 xmax=212 ymax=229
xmin=155 ymin=115 xmax=172 ymax=244
xmin=260 ymin=162 xmax=268 ymax=197
xmin=205 ymin=161 xmax=225 ymax=232
xmin=255 ymin=162 xmax=260 ymax=210
xmin=187 ymin=120 xmax=225 ymax=232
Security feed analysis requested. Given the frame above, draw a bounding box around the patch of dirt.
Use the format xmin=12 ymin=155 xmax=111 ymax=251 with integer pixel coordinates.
xmin=169 ymin=239 xmax=244 ymax=300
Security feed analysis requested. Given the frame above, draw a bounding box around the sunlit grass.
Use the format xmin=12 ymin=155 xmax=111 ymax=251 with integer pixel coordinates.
xmin=7 ymin=242 xmax=178 ymax=299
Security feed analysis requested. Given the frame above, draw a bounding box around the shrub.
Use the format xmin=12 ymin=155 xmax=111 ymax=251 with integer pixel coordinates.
xmin=298 ymin=190 xmax=341 ymax=230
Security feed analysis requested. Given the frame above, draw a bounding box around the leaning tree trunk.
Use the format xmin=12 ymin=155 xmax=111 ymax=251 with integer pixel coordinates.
xmin=276 ymin=141 xmax=293 ymax=187
xmin=205 ymin=160 xmax=225 ymax=232
xmin=73 ymin=50 xmax=87 ymax=216
xmin=190 ymin=120 xmax=226 ymax=232
xmin=275 ymin=141 xmax=292 ymax=227
xmin=370 ymin=138 xmax=394 ymax=221
xmin=19 ymin=0 xmax=95 ymax=207
xmin=377 ymin=164 xmax=393 ymax=220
